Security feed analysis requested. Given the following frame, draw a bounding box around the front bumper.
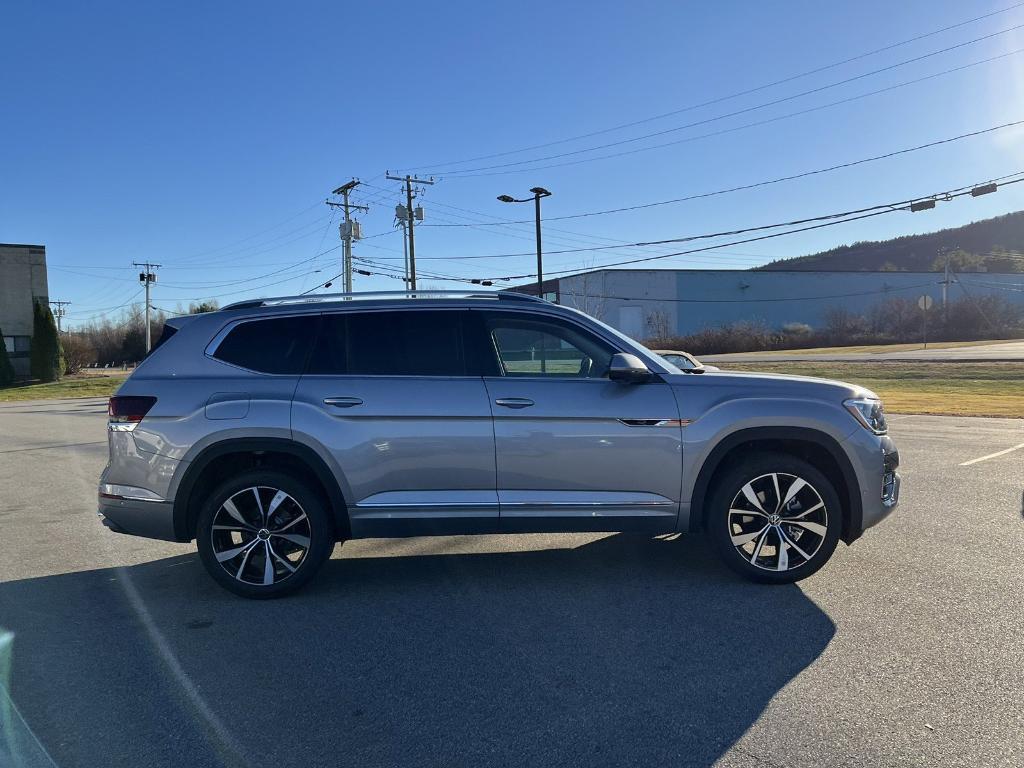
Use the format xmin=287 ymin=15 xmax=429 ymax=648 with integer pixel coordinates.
xmin=98 ymin=488 xmax=177 ymax=541
xmin=861 ymin=444 xmax=901 ymax=531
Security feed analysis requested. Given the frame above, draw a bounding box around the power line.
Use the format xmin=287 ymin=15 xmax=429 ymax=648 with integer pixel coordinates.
xmin=425 ymin=27 xmax=1024 ymax=176
xmin=397 ymin=1 xmax=1024 ymax=172
xmin=487 ymin=174 xmax=1024 ymax=280
xmin=375 ymin=188 xmax=769 ymax=269
xmin=167 ymin=214 xmax=335 ymax=267
xmin=300 ymin=207 xmax=338 ymax=293
xmin=460 ymin=172 xmax=1024 ymax=265
xmin=436 ymin=47 xmax=1024 ymax=177
xmin=352 ymin=256 xmax=508 ymax=286
xmin=66 ymin=290 xmax=144 ymax=318
xmin=420 ymin=118 xmax=1024 ymax=225
xmin=165 ymin=199 xmax=327 ymax=263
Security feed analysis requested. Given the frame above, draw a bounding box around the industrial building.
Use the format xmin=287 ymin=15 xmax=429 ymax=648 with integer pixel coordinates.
xmin=0 ymin=243 xmax=49 ymax=378
xmin=509 ymin=269 xmax=1024 ymax=339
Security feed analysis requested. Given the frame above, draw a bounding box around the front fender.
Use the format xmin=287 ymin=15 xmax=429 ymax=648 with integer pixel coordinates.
xmin=677 ymin=395 xmax=862 ymax=537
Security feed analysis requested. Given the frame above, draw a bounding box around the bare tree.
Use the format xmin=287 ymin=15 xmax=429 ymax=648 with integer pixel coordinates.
xmin=561 ymin=268 xmax=607 ymax=320
xmin=644 ymin=309 xmax=671 ymax=343
xmin=62 ymin=333 xmax=96 ymax=374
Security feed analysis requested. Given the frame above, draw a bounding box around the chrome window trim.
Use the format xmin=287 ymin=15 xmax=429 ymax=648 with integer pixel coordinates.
xmin=618 ymin=418 xmax=693 ymax=427
xmin=498 ymin=500 xmax=675 ymax=508
xmin=305 ymin=374 xmax=480 ymax=381
xmin=355 ymin=500 xmax=499 ymax=508
xmin=203 ymin=303 xmax=673 ymax=378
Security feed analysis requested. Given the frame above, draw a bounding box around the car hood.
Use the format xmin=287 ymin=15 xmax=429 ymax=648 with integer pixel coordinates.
xmin=664 ymin=369 xmax=878 ymax=402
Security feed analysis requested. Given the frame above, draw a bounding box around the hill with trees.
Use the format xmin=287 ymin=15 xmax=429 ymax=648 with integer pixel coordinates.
xmin=758 ymin=210 xmax=1024 ymax=273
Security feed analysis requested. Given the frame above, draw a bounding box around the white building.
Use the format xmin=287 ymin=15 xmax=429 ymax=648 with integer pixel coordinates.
xmin=508 ymin=268 xmax=1024 ymax=339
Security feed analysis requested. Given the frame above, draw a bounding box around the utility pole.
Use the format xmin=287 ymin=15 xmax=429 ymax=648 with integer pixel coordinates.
xmin=133 ymin=263 xmax=160 ymax=352
xmin=327 ymin=180 xmax=369 ymax=293
xmin=49 ymin=300 xmax=71 ymax=333
xmin=397 ymin=219 xmax=409 ymax=283
xmin=386 ymin=173 xmax=434 ymax=290
xmin=939 ymin=246 xmax=956 ymax=328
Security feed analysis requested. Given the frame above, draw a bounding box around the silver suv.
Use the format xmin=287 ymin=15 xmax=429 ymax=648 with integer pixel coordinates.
xmin=99 ymin=291 xmax=900 ymax=598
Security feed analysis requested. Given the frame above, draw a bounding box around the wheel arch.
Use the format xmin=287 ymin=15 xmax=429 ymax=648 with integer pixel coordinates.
xmin=171 ymin=437 xmax=350 ymax=542
xmin=688 ymin=427 xmax=863 ymax=543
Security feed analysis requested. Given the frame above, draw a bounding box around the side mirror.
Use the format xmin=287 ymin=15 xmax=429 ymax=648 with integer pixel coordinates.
xmin=608 ymin=352 xmax=651 ymax=383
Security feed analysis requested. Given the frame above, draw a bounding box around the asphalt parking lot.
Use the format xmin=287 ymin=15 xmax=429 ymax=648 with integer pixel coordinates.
xmin=1 ymin=399 xmax=1022 ymax=768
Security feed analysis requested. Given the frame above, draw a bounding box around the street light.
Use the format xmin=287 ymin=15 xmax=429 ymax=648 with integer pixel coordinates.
xmin=497 ymin=187 xmax=552 ymax=300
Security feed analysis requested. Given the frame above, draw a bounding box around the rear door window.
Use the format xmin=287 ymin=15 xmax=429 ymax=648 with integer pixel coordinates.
xmin=308 ymin=310 xmax=467 ymax=376
xmin=212 ymin=315 xmax=319 ymax=374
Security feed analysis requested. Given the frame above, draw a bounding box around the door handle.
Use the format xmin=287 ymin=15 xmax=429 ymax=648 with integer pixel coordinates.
xmin=323 ymin=397 xmax=363 ymax=408
xmin=494 ymin=397 xmax=534 ymax=409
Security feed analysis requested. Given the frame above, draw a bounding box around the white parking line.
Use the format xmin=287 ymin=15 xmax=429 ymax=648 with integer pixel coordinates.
xmin=959 ymin=442 xmax=1024 ymax=466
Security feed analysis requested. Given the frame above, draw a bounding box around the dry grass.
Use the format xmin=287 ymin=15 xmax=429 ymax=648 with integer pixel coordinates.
xmin=0 ymin=372 xmax=128 ymax=402
xmin=723 ymin=362 xmax=1024 ymax=418
xmin=723 ymin=338 xmax=1023 ymax=357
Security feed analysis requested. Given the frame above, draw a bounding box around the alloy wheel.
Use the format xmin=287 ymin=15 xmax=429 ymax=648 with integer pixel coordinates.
xmin=209 ymin=486 xmax=311 ymax=586
xmin=727 ymin=472 xmax=828 ymax=572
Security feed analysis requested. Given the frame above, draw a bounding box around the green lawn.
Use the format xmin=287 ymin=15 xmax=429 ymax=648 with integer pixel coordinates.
xmin=723 ymin=361 xmax=1024 ymax=418
xmin=0 ymin=372 xmax=128 ymax=402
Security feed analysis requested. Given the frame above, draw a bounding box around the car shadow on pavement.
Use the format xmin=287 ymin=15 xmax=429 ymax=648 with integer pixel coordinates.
xmin=0 ymin=533 xmax=835 ymax=768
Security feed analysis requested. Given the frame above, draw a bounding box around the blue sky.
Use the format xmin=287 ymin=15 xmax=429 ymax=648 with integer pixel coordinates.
xmin=3 ymin=0 xmax=1024 ymax=326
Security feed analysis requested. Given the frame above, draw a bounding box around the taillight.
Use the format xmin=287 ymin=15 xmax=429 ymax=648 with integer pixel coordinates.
xmin=108 ymin=396 xmax=157 ymax=431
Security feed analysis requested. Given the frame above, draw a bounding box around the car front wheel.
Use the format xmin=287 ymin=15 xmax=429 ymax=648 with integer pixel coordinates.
xmin=707 ymin=454 xmax=841 ymax=584
xmin=196 ymin=469 xmax=334 ymax=598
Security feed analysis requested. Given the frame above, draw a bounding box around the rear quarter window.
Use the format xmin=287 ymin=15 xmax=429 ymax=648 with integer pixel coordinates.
xmin=212 ymin=315 xmax=319 ymax=374
xmin=146 ymin=323 xmax=177 ymax=358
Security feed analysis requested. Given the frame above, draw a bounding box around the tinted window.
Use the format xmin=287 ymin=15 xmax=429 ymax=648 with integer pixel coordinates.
xmin=146 ymin=324 xmax=177 ymax=358
xmin=486 ymin=314 xmax=614 ymax=378
xmin=308 ymin=310 xmax=466 ymax=376
xmin=213 ymin=315 xmax=318 ymax=374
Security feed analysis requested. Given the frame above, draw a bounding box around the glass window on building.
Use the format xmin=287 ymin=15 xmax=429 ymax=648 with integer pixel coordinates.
xmin=4 ymin=336 xmax=30 ymax=356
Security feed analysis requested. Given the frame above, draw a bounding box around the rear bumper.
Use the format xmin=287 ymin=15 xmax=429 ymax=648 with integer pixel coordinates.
xmin=98 ymin=493 xmax=177 ymax=541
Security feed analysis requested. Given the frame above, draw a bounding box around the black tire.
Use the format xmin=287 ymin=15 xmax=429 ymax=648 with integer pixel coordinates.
xmin=196 ymin=469 xmax=334 ymax=598
xmin=706 ymin=453 xmax=841 ymax=584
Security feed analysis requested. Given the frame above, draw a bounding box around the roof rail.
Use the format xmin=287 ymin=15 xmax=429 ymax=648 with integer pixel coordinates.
xmin=222 ymin=289 xmax=545 ymax=311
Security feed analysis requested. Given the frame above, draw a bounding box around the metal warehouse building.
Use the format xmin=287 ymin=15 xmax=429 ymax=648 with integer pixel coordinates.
xmin=512 ymin=269 xmax=1024 ymax=339
xmin=0 ymin=243 xmax=49 ymax=378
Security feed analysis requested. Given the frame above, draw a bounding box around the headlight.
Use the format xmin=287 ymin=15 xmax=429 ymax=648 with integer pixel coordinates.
xmin=844 ymin=397 xmax=887 ymax=435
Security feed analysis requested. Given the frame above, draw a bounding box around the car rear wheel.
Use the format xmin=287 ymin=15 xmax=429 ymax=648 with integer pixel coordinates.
xmin=707 ymin=454 xmax=841 ymax=584
xmin=196 ymin=469 xmax=334 ymax=598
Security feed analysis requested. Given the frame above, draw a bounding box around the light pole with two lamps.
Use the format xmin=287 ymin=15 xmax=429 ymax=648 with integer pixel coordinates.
xmin=497 ymin=187 xmax=552 ymax=300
